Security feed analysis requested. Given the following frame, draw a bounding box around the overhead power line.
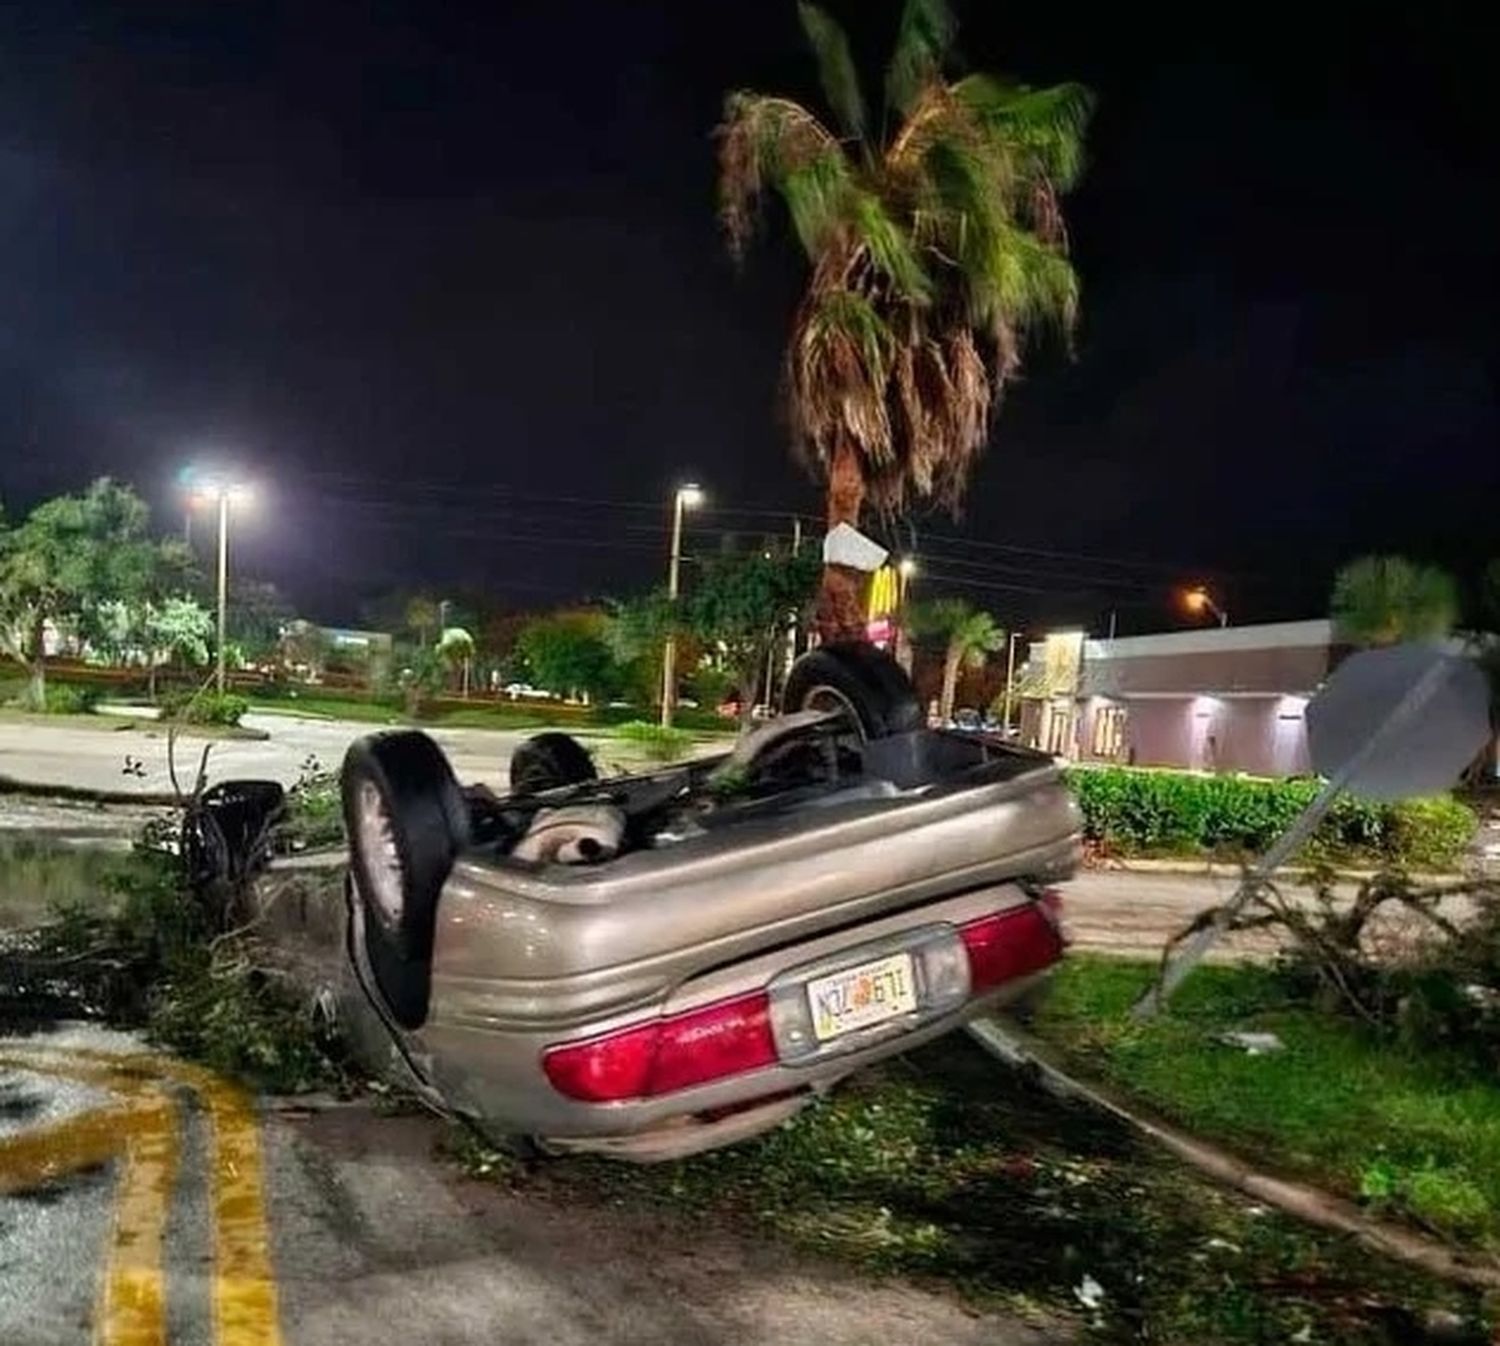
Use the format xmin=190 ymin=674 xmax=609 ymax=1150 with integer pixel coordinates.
xmin=298 ymin=471 xmax=1242 ymax=586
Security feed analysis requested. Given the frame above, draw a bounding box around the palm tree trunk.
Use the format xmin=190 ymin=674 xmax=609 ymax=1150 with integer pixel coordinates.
xmin=815 ymin=437 xmax=868 ymax=644
xmin=940 ymin=644 xmax=961 ymax=722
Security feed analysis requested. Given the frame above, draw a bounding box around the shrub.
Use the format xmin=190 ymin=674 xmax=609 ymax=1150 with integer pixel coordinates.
xmin=159 ymin=689 xmax=249 ymax=726
xmin=1067 ymin=766 xmax=1476 ymax=870
xmin=614 ymin=719 xmax=695 ymax=762
xmin=1386 ymin=796 xmax=1482 ymax=871
xmin=4 ymin=819 xmax=342 ymax=1092
xmin=43 ymin=682 xmax=102 ymax=715
xmin=685 ymin=666 xmax=737 ymax=709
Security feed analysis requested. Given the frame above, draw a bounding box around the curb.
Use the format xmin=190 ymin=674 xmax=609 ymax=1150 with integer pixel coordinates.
xmin=1084 ymin=857 xmax=1466 ymax=884
xmin=0 ymin=776 xmax=181 ymax=807
xmin=967 ymin=1016 xmax=1500 ymax=1292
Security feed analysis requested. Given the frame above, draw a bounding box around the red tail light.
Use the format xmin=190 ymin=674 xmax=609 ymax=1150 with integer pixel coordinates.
xmin=959 ymin=902 xmax=1064 ymax=991
xmin=543 ymin=991 xmax=777 ymax=1103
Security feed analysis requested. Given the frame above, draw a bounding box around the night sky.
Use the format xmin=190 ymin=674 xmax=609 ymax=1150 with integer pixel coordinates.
xmin=1 ymin=1 xmax=1494 ymax=634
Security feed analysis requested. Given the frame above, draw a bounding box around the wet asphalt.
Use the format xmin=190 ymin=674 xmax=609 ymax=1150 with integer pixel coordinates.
xmin=0 ymin=1025 xmax=1060 ymax=1346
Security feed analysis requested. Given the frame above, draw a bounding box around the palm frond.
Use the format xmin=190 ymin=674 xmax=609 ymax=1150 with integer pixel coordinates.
xmin=1331 ymin=555 xmax=1460 ymax=647
xmin=790 ymin=289 xmax=895 ymax=472
xmin=908 ymin=127 xmax=1078 ymax=359
xmin=885 ymin=0 xmax=956 ymax=117
xmin=781 ymin=150 xmax=857 ymax=255
xmin=797 ymin=2 xmax=866 ymax=141
xmin=952 ymin=75 xmax=1095 ymax=191
xmin=908 ymin=596 xmax=973 ymax=640
xmin=956 ymin=609 xmax=1005 ymax=663
xmin=848 ymin=190 xmax=930 ymax=302
xmin=981 ymin=221 xmax=1079 ymax=335
xmin=717 ymin=92 xmax=841 ymax=258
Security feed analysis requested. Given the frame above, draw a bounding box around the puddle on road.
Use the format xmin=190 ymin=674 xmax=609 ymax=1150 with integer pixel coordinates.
xmin=0 ymin=825 xmax=148 ymax=1025
xmin=0 ymin=1080 xmax=44 ymax=1122
xmin=0 ymin=834 xmax=130 ymax=929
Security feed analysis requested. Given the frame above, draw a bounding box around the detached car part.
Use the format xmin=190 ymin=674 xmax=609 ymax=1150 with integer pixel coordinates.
xmin=308 ymin=645 xmax=1080 ymax=1160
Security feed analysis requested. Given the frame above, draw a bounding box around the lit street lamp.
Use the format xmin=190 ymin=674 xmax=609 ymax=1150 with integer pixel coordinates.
xmin=1184 ymin=585 xmax=1229 ymax=628
xmin=187 ymin=475 xmax=253 ymax=693
xmin=897 ymin=554 xmax=917 ymax=595
xmin=660 ymin=482 xmax=704 ymax=727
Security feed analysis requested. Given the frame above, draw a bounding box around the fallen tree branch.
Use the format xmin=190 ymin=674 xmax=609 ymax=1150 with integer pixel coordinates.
xmin=968 ymin=1016 xmax=1500 ymax=1292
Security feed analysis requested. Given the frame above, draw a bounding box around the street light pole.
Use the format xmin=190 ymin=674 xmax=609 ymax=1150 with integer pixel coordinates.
xmin=185 ymin=473 xmax=249 ymax=695
xmin=660 ymin=483 xmax=703 ymax=728
xmin=1184 ymin=586 xmax=1229 ymax=628
xmin=215 ymin=489 xmax=230 ymax=694
xmin=895 ymin=557 xmax=917 ymax=673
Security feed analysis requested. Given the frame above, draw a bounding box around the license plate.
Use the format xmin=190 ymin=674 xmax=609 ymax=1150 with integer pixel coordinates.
xmin=806 ymin=953 xmax=917 ymax=1042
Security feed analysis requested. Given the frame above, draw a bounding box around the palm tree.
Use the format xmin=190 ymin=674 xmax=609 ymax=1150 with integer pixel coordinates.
xmin=718 ymin=0 xmax=1091 ymax=638
xmin=1330 ymin=555 xmax=1459 ymax=648
xmin=404 ymin=594 xmax=441 ymax=648
xmin=437 ymin=626 xmax=476 ymax=697
xmin=912 ymin=597 xmax=1004 ymax=720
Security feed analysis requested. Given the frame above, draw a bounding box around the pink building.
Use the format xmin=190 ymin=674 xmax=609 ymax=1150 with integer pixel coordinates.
xmin=1022 ymin=620 xmax=1339 ymax=776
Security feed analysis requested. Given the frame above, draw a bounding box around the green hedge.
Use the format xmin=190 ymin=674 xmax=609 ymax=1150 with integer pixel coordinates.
xmin=1066 ymin=767 xmax=1476 ymax=870
xmin=158 ymin=689 xmax=249 ymax=727
xmin=43 ymin=682 xmax=103 ymax=715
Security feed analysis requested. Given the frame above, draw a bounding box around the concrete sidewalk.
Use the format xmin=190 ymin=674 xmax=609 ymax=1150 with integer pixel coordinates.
xmin=1059 ymin=867 xmax=1484 ymax=960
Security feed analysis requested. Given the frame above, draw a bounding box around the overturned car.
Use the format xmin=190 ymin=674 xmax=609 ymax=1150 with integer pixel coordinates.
xmin=279 ymin=644 xmax=1081 ymax=1159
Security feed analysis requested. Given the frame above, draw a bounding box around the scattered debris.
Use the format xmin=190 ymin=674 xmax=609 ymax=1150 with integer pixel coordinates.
xmin=1216 ymin=1030 xmax=1285 ymax=1055
xmin=1072 ymin=1274 xmax=1105 ymax=1310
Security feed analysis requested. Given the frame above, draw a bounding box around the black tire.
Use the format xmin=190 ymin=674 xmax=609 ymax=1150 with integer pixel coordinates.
xmin=510 ymin=732 xmax=598 ymax=795
xmin=781 ymin=642 xmax=923 ymax=739
xmin=341 ymin=731 xmax=469 ymax=965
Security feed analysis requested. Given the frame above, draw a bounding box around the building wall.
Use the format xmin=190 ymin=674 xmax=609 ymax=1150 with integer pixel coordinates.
xmin=1079 ymin=694 xmax=1311 ymax=776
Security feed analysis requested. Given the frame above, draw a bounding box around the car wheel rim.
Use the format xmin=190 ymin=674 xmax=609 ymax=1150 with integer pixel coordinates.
xmin=355 ymin=779 xmax=404 ymax=925
xmin=801 ymin=684 xmax=866 ymax=740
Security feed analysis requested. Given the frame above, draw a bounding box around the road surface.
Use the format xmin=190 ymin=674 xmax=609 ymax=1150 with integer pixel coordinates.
xmin=0 ymin=711 xmax=537 ymax=797
xmin=0 ymin=1026 xmax=1058 ymax=1346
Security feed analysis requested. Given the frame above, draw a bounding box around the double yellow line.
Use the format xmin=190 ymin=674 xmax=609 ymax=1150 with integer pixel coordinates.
xmin=0 ymin=1047 xmax=281 ymax=1346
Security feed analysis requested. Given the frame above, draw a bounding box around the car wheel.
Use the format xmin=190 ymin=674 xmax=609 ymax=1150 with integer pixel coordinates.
xmin=510 ymin=732 xmax=598 ymax=795
xmin=780 ymin=643 xmax=923 ymax=739
xmin=341 ymin=731 xmax=469 ymax=965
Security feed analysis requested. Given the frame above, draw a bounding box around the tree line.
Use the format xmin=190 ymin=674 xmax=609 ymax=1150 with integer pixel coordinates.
xmin=1 ymin=476 xmax=1025 ymax=725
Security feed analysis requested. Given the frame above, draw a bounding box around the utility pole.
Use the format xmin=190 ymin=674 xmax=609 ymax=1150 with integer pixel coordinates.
xmin=783 ymin=516 xmax=805 ymax=680
xmin=1000 ymin=630 xmax=1022 ymax=732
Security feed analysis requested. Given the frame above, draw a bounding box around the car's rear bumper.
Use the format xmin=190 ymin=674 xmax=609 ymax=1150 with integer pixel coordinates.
xmin=537 ymin=967 xmax=1051 ymax=1161
xmin=417 ymin=882 xmax=1059 ymax=1141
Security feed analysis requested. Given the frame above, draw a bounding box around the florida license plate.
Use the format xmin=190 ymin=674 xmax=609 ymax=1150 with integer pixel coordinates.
xmin=807 ymin=953 xmax=917 ymax=1042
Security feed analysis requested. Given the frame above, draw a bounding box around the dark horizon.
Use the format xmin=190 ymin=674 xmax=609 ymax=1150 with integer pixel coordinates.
xmin=1 ymin=1 xmax=1494 ymax=635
